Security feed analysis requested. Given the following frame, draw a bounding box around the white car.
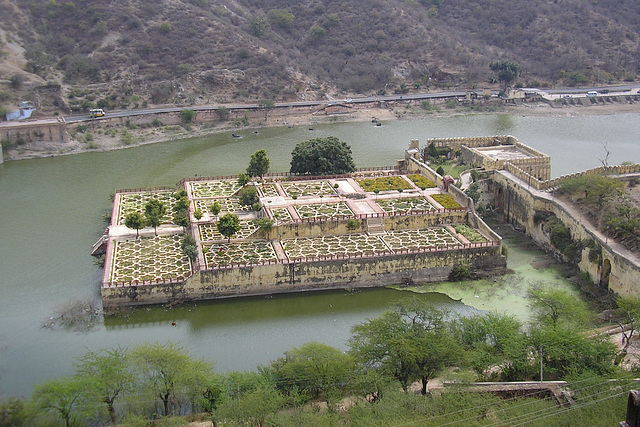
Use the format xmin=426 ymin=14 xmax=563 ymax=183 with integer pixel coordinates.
xmin=344 ymin=98 xmax=353 ymax=103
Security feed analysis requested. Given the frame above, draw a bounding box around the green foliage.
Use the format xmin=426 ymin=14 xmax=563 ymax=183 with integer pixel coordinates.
xmin=9 ymin=74 xmax=24 ymax=89
xmin=215 ymin=106 xmax=230 ymax=121
xmin=560 ymin=174 xmax=624 ymax=210
xmin=346 ymin=218 xmax=359 ymax=230
xmin=124 ymin=212 xmax=145 ymax=238
xmin=193 ymin=208 xmax=203 ymax=220
xmin=180 ymin=109 xmax=195 ymax=124
xmin=549 ymin=218 xmax=575 ymax=257
xmin=290 ymin=136 xmax=356 ymax=175
xmin=267 ymin=9 xmax=295 ymax=29
xmin=247 ymin=149 xmax=270 ymax=178
xmin=529 ymin=326 xmax=616 ymax=379
xmin=249 ymin=16 xmax=270 ymax=38
xmin=237 ymin=173 xmax=250 ymax=187
xmin=528 ymin=286 xmax=589 ymax=328
xmin=431 ymin=193 xmax=461 ymax=209
xmin=436 ymin=166 xmax=445 ymax=176
xmin=217 ymin=213 xmax=241 ymax=241
xmin=209 ymin=200 xmax=222 ymax=217
xmin=253 ymin=217 xmax=274 ymax=232
xmin=129 ymin=342 xmax=214 ymax=416
xmin=407 ymin=173 xmax=436 ymax=189
xmin=448 ymin=264 xmax=471 ymax=281
xmin=238 ymin=186 xmax=259 ymax=206
xmin=349 ymin=298 xmax=462 ymax=394
xmin=158 ymin=21 xmax=172 ymax=33
xmin=464 ymin=182 xmax=481 ymax=205
xmin=454 ymin=224 xmax=487 ymax=243
xmin=74 ymin=347 xmax=133 ymax=424
xmin=181 ymin=235 xmax=198 ymax=262
xmin=0 ymin=397 xmax=30 ymax=426
xmin=490 ymin=60 xmax=521 ymax=89
xmin=31 ymin=376 xmax=93 ymax=427
xmin=357 ymin=176 xmax=412 ymax=192
xmin=144 ymin=199 xmax=167 ymax=235
xmin=421 ymin=100 xmax=433 ymax=110
xmin=454 ymin=312 xmax=526 ymax=381
xmin=269 ymin=342 xmax=354 ymax=403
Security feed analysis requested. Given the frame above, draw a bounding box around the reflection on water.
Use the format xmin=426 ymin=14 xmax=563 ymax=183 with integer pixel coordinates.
xmin=493 ymin=114 xmax=515 ymax=133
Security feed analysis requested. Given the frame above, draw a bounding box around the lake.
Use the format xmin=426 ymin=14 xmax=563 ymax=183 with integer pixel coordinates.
xmin=0 ymin=112 xmax=639 ymax=396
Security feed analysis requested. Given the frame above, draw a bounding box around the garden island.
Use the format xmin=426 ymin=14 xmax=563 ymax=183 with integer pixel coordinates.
xmin=96 ymin=134 xmax=640 ymax=310
xmin=96 ymin=137 xmax=507 ymax=309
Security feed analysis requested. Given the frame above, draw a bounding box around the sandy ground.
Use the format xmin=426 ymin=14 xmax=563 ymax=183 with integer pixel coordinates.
xmin=4 ymin=101 xmax=640 ymax=161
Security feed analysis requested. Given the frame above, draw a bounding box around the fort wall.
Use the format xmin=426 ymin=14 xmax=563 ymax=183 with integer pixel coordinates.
xmin=101 ymin=244 xmax=505 ymax=308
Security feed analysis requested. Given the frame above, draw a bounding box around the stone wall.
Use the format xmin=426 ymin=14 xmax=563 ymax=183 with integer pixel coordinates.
xmin=0 ymin=118 xmax=69 ymax=145
xmin=489 ymin=170 xmax=640 ymax=296
xmin=101 ymin=245 xmax=506 ymax=308
xmin=262 ymin=210 xmax=470 ymax=240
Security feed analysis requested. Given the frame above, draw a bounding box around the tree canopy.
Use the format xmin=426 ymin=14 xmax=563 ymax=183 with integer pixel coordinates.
xmin=217 ymin=213 xmax=241 ymax=242
xmin=290 ymin=136 xmax=356 ymax=175
xmin=489 ymin=60 xmax=521 ymax=90
xmin=123 ymin=212 xmax=145 ymax=238
xmin=247 ymin=149 xmax=270 ymax=179
xmin=144 ymin=199 xmax=167 ymax=236
xmin=349 ymin=299 xmax=461 ymax=395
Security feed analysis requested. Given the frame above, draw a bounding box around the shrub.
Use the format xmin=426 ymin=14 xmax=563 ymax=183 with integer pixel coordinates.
xmin=454 ymin=224 xmax=487 ymax=243
xmin=346 ymin=219 xmax=359 ymax=230
xmin=431 ymin=194 xmax=461 ymax=209
xmin=180 ymin=109 xmax=196 ymax=123
xmin=407 ymin=174 xmax=436 ymax=189
xmin=449 ymin=265 xmax=472 ymax=281
xmin=357 ymin=176 xmax=412 ymax=192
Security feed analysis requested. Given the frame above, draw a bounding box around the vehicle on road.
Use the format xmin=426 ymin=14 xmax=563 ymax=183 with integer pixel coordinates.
xmin=344 ymin=98 xmax=353 ymax=103
xmin=599 ymin=89 xmax=609 ymax=94
xmin=89 ymin=108 xmax=105 ymax=118
xmin=587 ymin=91 xmax=598 ymax=97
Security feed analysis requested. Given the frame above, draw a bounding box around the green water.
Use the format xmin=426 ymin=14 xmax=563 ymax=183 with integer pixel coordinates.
xmin=1 ymin=113 xmax=639 ymax=396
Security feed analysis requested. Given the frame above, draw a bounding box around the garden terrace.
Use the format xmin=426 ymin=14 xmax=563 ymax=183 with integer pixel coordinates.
xmin=115 ymin=190 xmax=176 ymax=225
xmin=101 ymin=165 xmax=504 ymax=307
xmin=106 ymin=235 xmax=192 ymax=286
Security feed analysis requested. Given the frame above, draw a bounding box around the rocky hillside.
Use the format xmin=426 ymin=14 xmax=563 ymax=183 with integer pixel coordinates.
xmin=1 ymin=0 xmax=639 ymax=115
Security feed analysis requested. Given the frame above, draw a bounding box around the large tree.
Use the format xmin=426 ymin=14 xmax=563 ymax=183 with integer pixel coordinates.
xmin=247 ymin=149 xmax=270 ymax=179
xmin=489 ymin=60 xmax=521 ymax=91
xmin=129 ymin=342 xmax=214 ymax=417
xmin=454 ymin=312 xmax=529 ymax=381
xmin=31 ymin=376 xmax=91 ymax=427
xmin=144 ymin=199 xmax=167 ymax=236
xmin=217 ymin=213 xmax=241 ymax=242
xmin=124 ymin=212 xmax=145 ymax=238
xmin=74 ymin=347 xmax=133 ymax=425
xmin=269 ymin=342 xmax=354 ymax=404
xmin=290 ymin=136 xmax=356 ymax=175
xmin=528 ymin=287 xmax=589 ymax=328
xmin=349 ymin=299 xmax=461 ymax=395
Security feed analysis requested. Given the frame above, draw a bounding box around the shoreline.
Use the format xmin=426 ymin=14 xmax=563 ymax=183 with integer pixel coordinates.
xmin=4 ymin=101 xmax=640 ymax=162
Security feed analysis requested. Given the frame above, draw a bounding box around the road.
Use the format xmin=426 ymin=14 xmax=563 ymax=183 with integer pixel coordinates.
xmin=64 ymin=85 xmax=640 ymax=123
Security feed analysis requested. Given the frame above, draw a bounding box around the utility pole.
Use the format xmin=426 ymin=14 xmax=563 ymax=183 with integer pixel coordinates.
xmin=540 ymin=345 xmax=544 ymax=383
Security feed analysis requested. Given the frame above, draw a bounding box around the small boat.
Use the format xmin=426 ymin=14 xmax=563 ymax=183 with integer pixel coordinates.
xmin=375 ymin=122 xmax=382 ymax=127
xmin=253 ymin=131 xmax=260 ymax=135
xmin=232 ymin=133 xmax=242 ymax=139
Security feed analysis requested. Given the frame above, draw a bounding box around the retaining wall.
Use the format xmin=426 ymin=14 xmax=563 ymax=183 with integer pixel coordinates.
xmin=101 ymin=245 xmax=506 ymax=308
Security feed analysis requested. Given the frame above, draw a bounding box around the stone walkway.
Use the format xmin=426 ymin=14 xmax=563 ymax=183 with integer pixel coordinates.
xmin=499 ymin=170 xmax=640 ymax=268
